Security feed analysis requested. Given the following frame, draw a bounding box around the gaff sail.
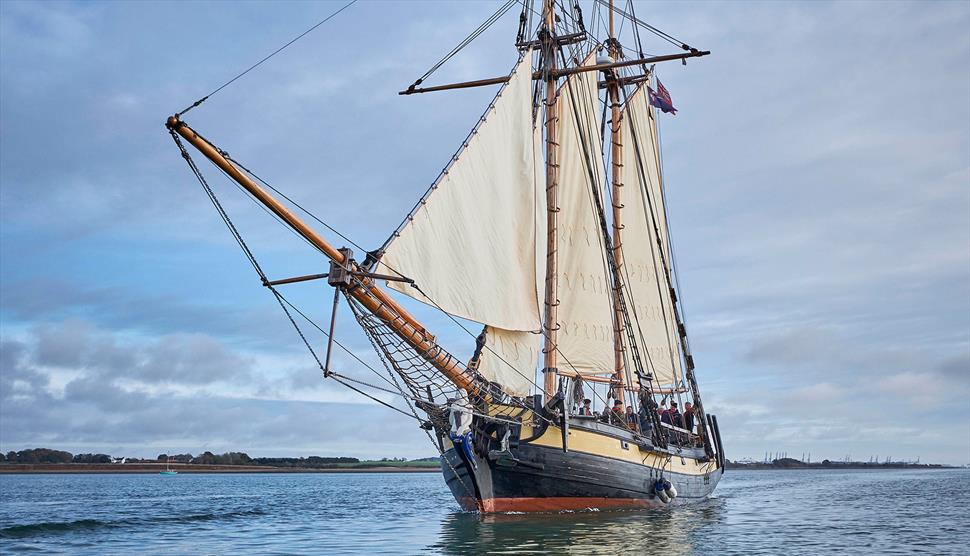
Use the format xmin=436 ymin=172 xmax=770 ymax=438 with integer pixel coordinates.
xmin=620 ymin=83 xmax=683 ymax=387
xmin=553 ymin=56 xmax=616 ymax=376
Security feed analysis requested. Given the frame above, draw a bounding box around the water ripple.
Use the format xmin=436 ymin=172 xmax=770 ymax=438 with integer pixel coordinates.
xmin=0 ymin=469 xmax=967 ymax=554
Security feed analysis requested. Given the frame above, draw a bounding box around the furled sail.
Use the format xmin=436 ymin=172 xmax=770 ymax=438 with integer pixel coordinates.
xmin=619 ymin=83 xmax=683 ymax=386
xmin=378 ymin=52 xmax=542 ymax=332
xmin=553 ymin=58 xmax=616 ymax=376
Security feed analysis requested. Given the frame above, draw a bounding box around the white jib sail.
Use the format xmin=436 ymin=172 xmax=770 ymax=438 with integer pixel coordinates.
xmin=620 ymin=84 xmax=683 ymax=387
xmin=553 ymin=58 xmax=617 ymax=376
xmin=476 ymin=326 xmax=541 ymax=396
xmin=379 ymin=51 xmax=542 ymax=332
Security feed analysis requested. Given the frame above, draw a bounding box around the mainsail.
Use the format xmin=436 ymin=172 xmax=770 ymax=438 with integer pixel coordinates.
xmin=553 ymin=57 xmax=616 ymax=376
xmin=379 ymin=52 xmax=542 ymax=333
xmin=620 ymin=83 xmax=683 ymax=387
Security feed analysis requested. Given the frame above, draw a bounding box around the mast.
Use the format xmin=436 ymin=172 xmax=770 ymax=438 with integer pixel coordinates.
xmin=540 ymin=0 xmax=560 ymax=400
xmin=606 ymin=0 xmax=627 ymax=397
xmin=166 ymin=117 xmax=476 ymax=396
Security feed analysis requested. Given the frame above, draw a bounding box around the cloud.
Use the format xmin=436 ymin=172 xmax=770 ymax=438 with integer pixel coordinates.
xmin=785 ymin=382 xmax=846 ymax=405
xmin=24 ymin=319 xmax=253 ymax=385
xmin=0 ymin=1 xmax=968 ymax=464
xmin=0 ymin=323 xmax=434 ymax=459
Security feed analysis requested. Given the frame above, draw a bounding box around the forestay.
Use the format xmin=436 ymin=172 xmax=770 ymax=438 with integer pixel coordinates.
xmin=378 ymin=52 xmax=542 ymax=332
xmin=620 ymin=83 xmax=683 ymax=387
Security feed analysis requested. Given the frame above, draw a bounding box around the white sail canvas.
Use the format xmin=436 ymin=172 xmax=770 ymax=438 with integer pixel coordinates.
xmin=620 ymin=84 xmax=683 ymax=387
xmin=379 ymin=52 xmax=542 ymax=333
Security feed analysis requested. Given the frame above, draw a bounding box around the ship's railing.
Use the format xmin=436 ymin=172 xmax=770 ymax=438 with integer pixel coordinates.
xmin=660 ymin=422 xmax=704 ymax=449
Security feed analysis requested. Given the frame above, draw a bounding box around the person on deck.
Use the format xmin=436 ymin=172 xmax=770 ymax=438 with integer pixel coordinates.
xmin=608 ymin=400 xmax=624 ymax=425
xmin=670 ymin=402 xmax=684 ymax=429
xmin=659 ymin=401 xmax=673 ymax=426
xmin=578 ymin=398 xmax=593 ymax=416
xmin=625 ymin=405 xmax=639 ymax=432
xmin=599 ymin=400 xmax=613 ymax=423
xmin=683 ymin=402 xmax=695 ymax=433
xmin=638 ymin=392 xmax=657 ymax=438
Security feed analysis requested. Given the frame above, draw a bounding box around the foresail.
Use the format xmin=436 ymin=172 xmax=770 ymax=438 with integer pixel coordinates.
xmin=475 ymin=123 xmax=546 ymax=396
xmin=378 ymin=51 xmax=542 ymax=332
xmin=620 ymin=84 xmax=683 ymax=387
xmin=476 ymin=326 xmax=540 ymax=396
xmin=553 ymin=57 xmax=616 ymax=376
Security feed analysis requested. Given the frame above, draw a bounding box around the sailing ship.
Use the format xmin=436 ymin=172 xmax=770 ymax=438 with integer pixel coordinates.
xmin=166 ymin=0 xmax=724 ymax=512
xmin=160 ymin=457 xmax=177 ymax=475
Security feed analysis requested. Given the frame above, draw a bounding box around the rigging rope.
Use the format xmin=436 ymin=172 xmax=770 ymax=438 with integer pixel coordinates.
xmin=592 ymin=0 xmax=694 ymax=51
xmin=176 ymin=0 xmax=358 ymax=117
xmin=406 ymin=0 xmax=519 ymax=92
xmin=222 ymin=151 xmax=367 ymax=255
xmin=171 ymin=128 xmax=484 ymax=496
xmin=169 ymin=130 xmax=330 ymax=379
xmin=174 ymin=115 xmax=550 ymax=419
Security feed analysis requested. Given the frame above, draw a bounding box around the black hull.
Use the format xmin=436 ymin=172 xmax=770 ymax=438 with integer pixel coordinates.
xmin=441 ymin=441 xmax=722 ymax=513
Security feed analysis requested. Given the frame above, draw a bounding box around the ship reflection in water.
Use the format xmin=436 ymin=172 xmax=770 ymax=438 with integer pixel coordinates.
xmin=434 ymin=499 xmax=725 ymax=555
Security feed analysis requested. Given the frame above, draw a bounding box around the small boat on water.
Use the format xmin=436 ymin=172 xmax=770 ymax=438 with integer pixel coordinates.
xmin=166 ymin=0 xmax=724 ymax=512
xmin=160 ymin=458 xmax=178 ymax=475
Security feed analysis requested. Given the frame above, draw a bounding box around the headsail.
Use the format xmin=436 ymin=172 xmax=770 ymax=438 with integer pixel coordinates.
xmin=378 ymin=52 xmax=542 ymax=333
xmin=620 ymin=83 xmax=683 ymax=387
xmin=552 ymin=57 xmax=616 ymax=376
xmin=475 ymin=326 xmax=541 ymax=396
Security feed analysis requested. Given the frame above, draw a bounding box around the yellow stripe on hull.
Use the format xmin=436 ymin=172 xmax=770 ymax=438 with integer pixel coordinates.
xmin=480 ymin=404 xmax=718 ymax=476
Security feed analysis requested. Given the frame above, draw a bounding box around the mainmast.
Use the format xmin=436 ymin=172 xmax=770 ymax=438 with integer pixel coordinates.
xmin=606 ymin=0 xmax=628 ymax=397
xmin=540 ymin=0 xmax=560 ymax=400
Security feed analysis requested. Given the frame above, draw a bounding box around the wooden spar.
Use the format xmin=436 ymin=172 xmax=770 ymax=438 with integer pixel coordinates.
xmin=556 ymin=50 xmax=708 ymax=77
xmin=607 ymin=0 xmax=627 ymax=396
xmin=558 ymin=369 xmax=685 ymax=394
xmin=399 ymin=51 xmax=709 ymax=95
xmin=263 ymin=273 xmax=330 ymax=287
xmin=400 ymin=75 xmax=510 ymax=95
xmin=541 ymin=0 xmax=560 ymax=399
xmin=166 ymin=117 xmax=477 ymax=395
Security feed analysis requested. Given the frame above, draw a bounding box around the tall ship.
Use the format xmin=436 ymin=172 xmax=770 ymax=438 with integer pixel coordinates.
xmin=166 ymin=0 xmax=724 ymax=512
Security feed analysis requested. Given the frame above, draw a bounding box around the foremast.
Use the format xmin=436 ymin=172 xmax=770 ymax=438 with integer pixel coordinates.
xmin=606 ymin=0 xmax=628 ymax=396
xmin=540 ymin=0 xmax=561 ymax=399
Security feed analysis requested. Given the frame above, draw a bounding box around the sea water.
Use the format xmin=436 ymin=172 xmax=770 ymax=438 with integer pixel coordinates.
xmin=0 ymin=468 xmax=967 ymax=554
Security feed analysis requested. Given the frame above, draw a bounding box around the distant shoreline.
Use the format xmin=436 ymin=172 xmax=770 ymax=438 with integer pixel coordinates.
xmin=0 ymin=463 xmax=441 ymax=474
xmin=1 ymin=463 xmax=961 ymax=475
xmin=726 ymin=463 xmax=957 ymax=471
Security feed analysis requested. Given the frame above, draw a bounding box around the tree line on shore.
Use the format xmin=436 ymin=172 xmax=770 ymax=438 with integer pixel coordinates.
xmin=0 ymin=448 xmax=437 ymax=468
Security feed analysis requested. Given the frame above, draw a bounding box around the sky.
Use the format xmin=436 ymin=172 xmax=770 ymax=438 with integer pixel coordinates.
xmin=1 ymin=0 xmax=968 ymax=464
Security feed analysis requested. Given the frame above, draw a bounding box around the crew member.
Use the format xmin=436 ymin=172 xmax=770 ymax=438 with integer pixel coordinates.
xmin=608 ymin=400 xmax=624 ymax=425
xmin=683 ymin=402 xmax=695 ymax=433
xmin=625 ymin=405 xmax=639 ymax=432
